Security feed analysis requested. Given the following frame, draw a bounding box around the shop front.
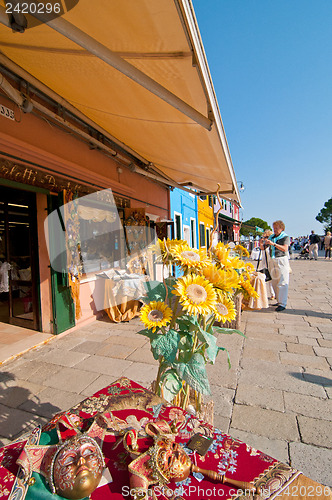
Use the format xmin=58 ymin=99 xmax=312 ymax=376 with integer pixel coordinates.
xmin=0 ymin=185 xmax=40 ymax=331
xmin=0 ymin=104 xmax=169 ymax=336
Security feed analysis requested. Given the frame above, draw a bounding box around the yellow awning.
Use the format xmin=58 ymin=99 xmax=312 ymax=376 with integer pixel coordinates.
xmin=0 ymin=0 xmax=240 ymax=202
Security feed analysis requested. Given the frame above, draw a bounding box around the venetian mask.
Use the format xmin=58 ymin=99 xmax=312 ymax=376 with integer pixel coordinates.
xmin=150 ymin=437 xmax=191 ymax=484
xmin=50 ymin=435 xmax=105 ymax=499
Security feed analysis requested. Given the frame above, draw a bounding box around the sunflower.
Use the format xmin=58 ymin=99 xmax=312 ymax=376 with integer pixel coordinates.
xmin=173 ymin=274 xmax=217 ymax=316
xmin=244 ymin=262 xmax=255 ymax=273
xmin=234 ymin=244 xmax=250 ymax=258
xmin=151 ymin=238 xmax=190 ymax=264
xmin=203 ymin=266 xmax=240 ymax=294
xmin=240 ymin=277 xmax=259 ymax=299
xmin=214 ymin=297 xmax=237 ymax=323
xmin=173 ymin=247 xmax=211 ymax=271
xmin=140 ymin=301 xmax=173 ymax=332
xmin=211 ymin=242 xmax=230 ymax=266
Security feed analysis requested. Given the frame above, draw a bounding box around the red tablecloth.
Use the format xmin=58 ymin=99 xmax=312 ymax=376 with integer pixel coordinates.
xmin=1 ymin=378 xmax=331 ymax=500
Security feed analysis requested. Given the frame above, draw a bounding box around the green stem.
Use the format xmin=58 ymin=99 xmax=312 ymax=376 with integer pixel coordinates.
xmin=169 ymin=296 xmax=180 ymax=329
xmin=183 ymin=382 xmax=190 ymax=410
xmin=197 ymin=392 xmax=202 ymax=413
xmin=155 ymin=356 xmax=164 ymax=395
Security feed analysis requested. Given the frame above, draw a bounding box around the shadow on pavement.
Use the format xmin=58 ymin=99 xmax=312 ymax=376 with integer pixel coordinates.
xmin=0 ymin=370 xmax=61 ymax=445
xmin=281 ymin=309 xmax=332 ymax=319
xmin=290 ymin=371 xmax=332 ymax=386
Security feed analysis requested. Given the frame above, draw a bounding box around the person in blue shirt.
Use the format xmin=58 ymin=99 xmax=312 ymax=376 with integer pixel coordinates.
xmin=264 ymin=220 xmax=290 ymax=312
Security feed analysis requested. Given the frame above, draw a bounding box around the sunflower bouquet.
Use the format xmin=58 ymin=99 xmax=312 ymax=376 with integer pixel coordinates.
xmin=138 ymin=239 xmax=258 ymax=412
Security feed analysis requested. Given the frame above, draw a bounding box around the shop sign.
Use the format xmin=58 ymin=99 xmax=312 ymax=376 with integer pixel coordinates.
xmin=0 ymin=157 xmax=92 ymax=194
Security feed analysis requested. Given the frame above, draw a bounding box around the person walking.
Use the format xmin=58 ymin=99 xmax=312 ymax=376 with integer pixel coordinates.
xmin=264 ymin=220 xmax=290 ymax=312
xmin=323 ymin=231 xmax=332 ymax=259
xmin=309 ymin=230 xmax=320 ymax=260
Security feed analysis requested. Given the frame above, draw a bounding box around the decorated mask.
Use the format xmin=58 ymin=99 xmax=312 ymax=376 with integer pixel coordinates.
xmin=49 ymin=435 xmax=105 ymax=499
xmin=149 ymin=437 xmax=191 ymax=484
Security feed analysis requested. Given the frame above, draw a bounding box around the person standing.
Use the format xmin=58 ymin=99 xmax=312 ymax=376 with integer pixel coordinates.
xmin=309 ymin=230 xmax=320 ymax=260
xmin=258 ymin=229 xmax=276 ymax=300
xmin=323 ymin=231 xmax=332 ymax=259
xmin=264 ymin=220 xmax=290 ymax=312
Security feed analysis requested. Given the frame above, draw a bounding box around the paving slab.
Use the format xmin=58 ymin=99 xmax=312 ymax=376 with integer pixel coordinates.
xmin=19 ymin=387 xmax=84 ymax=418
xmin=284 ymin=392 xmax=331 ymax=420
xmin=289 ymin=442 xmax=332 ymax=487
xmin=297 ymin=415 xmax=332 ymax=448
xmin=42 ymin=366 xmax=99 ymax=393
xmin=231 ymin=404 xmax=300 ymax=441
xmin=279 ymin=352 xmax=330 ymax=371
xmin=229 ymin=428 xmax=289 ymax=464
xmin=0 ymin=380 xmax=45 ymax=408
xmin=37 ymin=349 xmax=89 ymax=367
xmin=74 ymin=355 xmax=133 ymax=377
xmin=209 ymin=385 xmax=235 ymax=418
xmin=286 ymin=343 xmax=315 ymax=355
xmin=235 ymin=383 xmax=284 ymax=412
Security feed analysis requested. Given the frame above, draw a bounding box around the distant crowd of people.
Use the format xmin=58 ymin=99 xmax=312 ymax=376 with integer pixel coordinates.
xmin=291 ymin=231 xmax=331 ymax=260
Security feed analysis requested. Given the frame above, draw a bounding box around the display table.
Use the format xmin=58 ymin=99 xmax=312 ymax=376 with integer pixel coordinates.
xmin=93 ymin=271 xmax=147 ymax=322
xmin=1 ymin=378 xmax=331 ymax=500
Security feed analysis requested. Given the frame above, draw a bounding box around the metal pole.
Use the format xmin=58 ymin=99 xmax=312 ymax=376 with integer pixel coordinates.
xmin=26 ymin=12 xmax=212 ymax=130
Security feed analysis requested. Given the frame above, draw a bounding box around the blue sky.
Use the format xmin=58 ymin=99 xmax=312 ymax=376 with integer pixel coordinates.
xmin=192 ymin=0 xmax=332 ymax=236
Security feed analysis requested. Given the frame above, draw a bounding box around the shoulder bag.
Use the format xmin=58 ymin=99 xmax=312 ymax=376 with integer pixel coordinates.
xmin=256 ymin=248 xmax=272 ymax=282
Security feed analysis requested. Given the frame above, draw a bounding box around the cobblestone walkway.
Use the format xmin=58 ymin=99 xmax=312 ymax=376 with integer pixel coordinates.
xmin=0 ymin=256 xmax=331 ymax=486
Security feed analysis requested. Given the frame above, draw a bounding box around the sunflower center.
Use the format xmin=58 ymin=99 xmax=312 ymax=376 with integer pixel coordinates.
xmin=186 ymin=284 xmax=207 ymax=303
xmin=148 ymin=310 xmax=164 ymax=322
xmin=216 ymin=303 xmax=228 ymax=316
xmin=181 ymin=251 xmax=200 ymax=262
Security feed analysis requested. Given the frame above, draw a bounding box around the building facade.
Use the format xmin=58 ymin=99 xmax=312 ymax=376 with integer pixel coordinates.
xmin=0 ymin=82 xmax=169 ymax=335
xmin=169 ymin=188 xmax=198 ymax=248
xmin=214 ymin=197 xmax=241 ymax=243
xmin=197 ymin=195 xmax=215 ymax=249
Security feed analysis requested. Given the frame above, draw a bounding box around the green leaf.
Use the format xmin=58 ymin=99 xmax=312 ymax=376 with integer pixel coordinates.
xmin=198 ymin=330 xmax=219 ymax=364
xmin=143 ymin=280 xmax=166 ymax=302
xmin=176 ymin=353 xmax=211 ymax=395
xmin=151 ymin=329 xmax=180 ymax=362
xmin=213 ymin=326 xmax=246 ymax=337
xmin=218 ymin=346 xmax=232 ymax=369
xmin=177 ymin=315 xmax=199 ymax=332
xmin=137 ymin=329 xmax=159 ymax=341
xmin=160 ymin=370 xmax=182 ymax=402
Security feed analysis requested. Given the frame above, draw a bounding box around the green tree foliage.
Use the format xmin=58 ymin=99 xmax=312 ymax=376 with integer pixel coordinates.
xmin=240 ymin=217 xmax=271 ymax=237
xmin=316 ymin=197 xmax=332 ymax=232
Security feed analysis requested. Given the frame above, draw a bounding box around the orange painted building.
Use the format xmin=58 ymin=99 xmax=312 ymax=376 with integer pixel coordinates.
xmin=0 ymin=88 xmax=169 ymax=335
xmin=197 ymin=195 xmax=215 ymax=249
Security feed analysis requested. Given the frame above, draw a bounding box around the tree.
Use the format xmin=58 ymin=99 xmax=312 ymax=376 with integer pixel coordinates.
xmin=316 ymin=197 xmax=332 ymax=233
xmin=240 ymin=217 xmax=271 ymax=237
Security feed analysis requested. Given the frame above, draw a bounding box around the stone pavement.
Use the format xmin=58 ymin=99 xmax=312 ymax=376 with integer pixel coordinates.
xmin=0 ymin=254 xmax=331 ymax=487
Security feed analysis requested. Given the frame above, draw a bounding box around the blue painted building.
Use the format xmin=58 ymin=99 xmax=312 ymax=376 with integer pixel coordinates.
xmin=169 ymin=188 xmax=198 ymax=248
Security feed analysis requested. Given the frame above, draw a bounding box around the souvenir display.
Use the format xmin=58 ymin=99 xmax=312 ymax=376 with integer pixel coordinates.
xmin=0 ymin=378 xmax=329 ymax=500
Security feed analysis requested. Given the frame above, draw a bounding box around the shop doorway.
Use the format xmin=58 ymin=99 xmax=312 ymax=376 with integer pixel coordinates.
xmin=0 ymin=185 xmax=40 ymax=330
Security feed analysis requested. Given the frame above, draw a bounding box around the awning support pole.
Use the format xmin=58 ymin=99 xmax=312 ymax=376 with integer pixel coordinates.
xmin=26 ymin=12 xmax=213 ymax=130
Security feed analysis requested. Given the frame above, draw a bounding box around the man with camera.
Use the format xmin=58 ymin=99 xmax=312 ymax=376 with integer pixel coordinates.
xmin=264 ymin=220 xmax=290 ymax=312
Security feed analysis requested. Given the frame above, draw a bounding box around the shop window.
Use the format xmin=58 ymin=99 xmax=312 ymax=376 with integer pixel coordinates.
xmin=206 ymin=227 xmax=210 ymax=249
xmin=199 ymin=223 xmax=205 ymax=247
xmin=174 ymin=213 xmax=182 ymax=240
